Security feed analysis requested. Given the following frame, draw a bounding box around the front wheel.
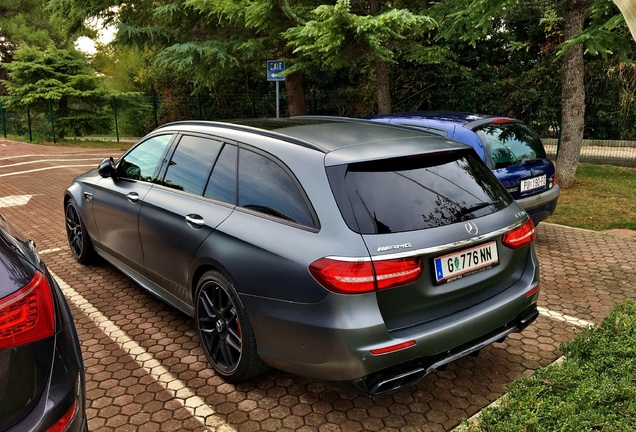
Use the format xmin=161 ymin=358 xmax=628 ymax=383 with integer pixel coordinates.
xmin=195 ymin=271 xmax=268 ymax=382
xmin=65 ymin=199 xmax=95 ymax=264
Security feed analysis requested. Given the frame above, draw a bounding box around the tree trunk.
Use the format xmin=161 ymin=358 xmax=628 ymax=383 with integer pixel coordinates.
xmin=557 ymin=0 xmax=589 ymax=188
xmin=370 ymin=0 xmax=391 ymax=114
xmin=285 ymin=71 xmax=307 ymax=116
xmin=375 ymin=60 xmax=392 ymax=114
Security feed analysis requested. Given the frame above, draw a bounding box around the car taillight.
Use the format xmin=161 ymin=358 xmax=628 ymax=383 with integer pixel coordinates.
xmin=0 ymin=271 xmax=55 ymax=349
xmin=309 ymin=257 xmax=423 ymax=294
xmin=370 ymin=340 xmax=416 ymax=355
xmin=491 ymin=118 xmax=511 ymax=124
xmin=47 ymin=400 xmax=78 ymax=432
xmin=502 ymin=219 xmax=536 ymax=249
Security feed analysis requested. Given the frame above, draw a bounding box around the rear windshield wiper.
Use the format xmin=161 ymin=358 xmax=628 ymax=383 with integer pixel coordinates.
xmin=457 ymin=201 xmax=496 ymax=218
xmin=521 ymin=158 xmax=543 ymax=165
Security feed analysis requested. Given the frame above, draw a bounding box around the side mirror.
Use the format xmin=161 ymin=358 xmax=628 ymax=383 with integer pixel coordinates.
xmin=98 ymin=157 xmax=117 ymax=178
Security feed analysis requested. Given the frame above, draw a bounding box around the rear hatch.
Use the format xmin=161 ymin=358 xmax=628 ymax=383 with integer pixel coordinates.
xmin=327 ymin=148 xmax=534 ymax=333
xmin=472 ymin=120 xmax=556 ymax=200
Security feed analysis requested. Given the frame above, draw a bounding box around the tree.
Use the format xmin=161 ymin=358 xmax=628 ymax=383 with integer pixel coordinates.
xmin=0 ymin=0 xmax=68 ymax=94
xmin=285 ymin=0 xmax=434 ymax=114
xmin=558 ymin=0 xmax=591 ymax=188
xmin=431 ymin=0 xmax=634 ymax=188
xmin=2 ymin=45 xmax=111 ymax=138
xmin=49 ymin=0 xmax=324 ymax=116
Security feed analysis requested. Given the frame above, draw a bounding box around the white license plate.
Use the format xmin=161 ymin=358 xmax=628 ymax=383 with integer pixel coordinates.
xmin=520 ymin=174 xmax=546 ymax=192
xmin=434 ymin=241 xmax=499 ymax=283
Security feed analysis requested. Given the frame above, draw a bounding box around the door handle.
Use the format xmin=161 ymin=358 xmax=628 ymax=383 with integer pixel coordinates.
xmin=126 ymin=192 xmax=139 ymax=203
xmin=185 ymin=214 xmax=205 ymax=228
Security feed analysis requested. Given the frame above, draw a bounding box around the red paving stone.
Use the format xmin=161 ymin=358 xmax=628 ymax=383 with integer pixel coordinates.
xmin=1 ymin=138 xmax=635 ymax=431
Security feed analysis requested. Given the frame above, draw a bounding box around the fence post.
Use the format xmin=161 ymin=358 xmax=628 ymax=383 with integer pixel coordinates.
xmin=0 ymin=101 xmax=6 ymax=138
xmin=197 ymin=95 xmax=203 ymax=119
xmin=48 ymin=99 xmax=56 ymax=144
xmin=311 ymin=90 xmax=317 ymax=115
xmin=112 ymin=96 xmax=120 ymax=143
xmin=27 ymin=108 xmax=32 ymax=142
xmin=152 ymin=95 xmax=159 ymax=128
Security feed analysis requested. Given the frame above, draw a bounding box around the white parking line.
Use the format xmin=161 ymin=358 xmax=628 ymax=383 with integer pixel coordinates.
xmin=0 ymin=158 xmax=105 ymax=169
xmin=48 ymin=268 xmax=233 ymax=431
xmin=0 ymin=165 xmax=97 ymax=177
xmin=0 ymin=195 xmax=33 ymax=208
xmin=0 ymin=152 xmax=114 ymax=161
xmin=538 ymin=306 xmax=595 ymax=328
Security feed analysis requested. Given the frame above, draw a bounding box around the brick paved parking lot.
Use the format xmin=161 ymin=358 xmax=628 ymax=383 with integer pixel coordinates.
xmin=1 ymin=139 xmax=635 ymax=431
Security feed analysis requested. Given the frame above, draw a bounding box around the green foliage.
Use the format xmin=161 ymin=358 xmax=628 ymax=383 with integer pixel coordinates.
xmin=432 ymin=0 xmax=519 ymax=46
xmin=560 ymin=1 xmax=634 ymax=59
xmin=285 ymin=0 xmax=435 ymax=69
xmin=3 ymin=45 xmax=106 ymax=105
xmin=465 ymin=300 xmax=636 ymax=431
xmin=2 ymin=45 xmax=111 ymax=137
xmin=0 ymin=0 xmax=66 ymax=49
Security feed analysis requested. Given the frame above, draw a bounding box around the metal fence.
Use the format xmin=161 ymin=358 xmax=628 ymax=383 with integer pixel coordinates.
xmin=543 ymin=138 xmax=636 ymax=168
xmin=0 ymin=90 xmax=372 ymax=144
xmin=1 ymin=94 xmax=635 ymax=167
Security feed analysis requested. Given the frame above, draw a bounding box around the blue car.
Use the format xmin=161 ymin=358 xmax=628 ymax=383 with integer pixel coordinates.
xmin=367 ymin=112 xmax=560 ymax=225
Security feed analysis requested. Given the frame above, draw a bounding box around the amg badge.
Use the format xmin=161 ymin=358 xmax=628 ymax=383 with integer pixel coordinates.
xmin=377 ymin=243 xmax=412 ymax=252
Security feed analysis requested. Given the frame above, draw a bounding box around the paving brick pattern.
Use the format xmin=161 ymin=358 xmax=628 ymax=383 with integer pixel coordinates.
xmin=1 ymin=139 xmax=634 ymax=431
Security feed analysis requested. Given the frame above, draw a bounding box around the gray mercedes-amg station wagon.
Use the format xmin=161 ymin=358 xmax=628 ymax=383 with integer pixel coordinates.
xmin=64 ymin=117 xmax=540 ymax=395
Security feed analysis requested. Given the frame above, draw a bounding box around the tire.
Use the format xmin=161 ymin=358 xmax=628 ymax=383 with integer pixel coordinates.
xmin=65 ymin=199 xmax=95 ymax=264
xmin=195 ymin=271 xmax=268 ymax=382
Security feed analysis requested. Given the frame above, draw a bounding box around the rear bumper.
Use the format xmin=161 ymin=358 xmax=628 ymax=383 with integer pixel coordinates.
xmin=516 ymin=184 xmax=560 ymax=224
xmin=244 ymin=247 xmax=540 ymax=392
xmin=354 ymin=305 xmax=538 ymax=395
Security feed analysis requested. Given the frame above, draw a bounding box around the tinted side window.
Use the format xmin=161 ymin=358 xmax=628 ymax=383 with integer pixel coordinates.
xmin=204 ymin=144 xmax=237 ymax=204
xmin=162 ymin=135 xmax=223 ymax=194
xmin=238 ymin=148 xmax=315 ymax=227
xmin=118 ymin=134 xmax=172 ymax=181
xmin=332 ymin=151 xmax=512 ymax=234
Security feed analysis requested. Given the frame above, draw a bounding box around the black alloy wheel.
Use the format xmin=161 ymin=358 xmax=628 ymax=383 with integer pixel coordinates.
xmin=65 ymin=200 xmax=94 ymax=264
xmin=195 ymin=271 xmax=267 ymax=382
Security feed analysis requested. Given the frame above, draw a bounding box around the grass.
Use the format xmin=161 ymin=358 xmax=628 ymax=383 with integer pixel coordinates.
xmin=462 ymin=300 xmax=636 ymax=431
xmin=548 ymin=163 xmax=636 ymax=231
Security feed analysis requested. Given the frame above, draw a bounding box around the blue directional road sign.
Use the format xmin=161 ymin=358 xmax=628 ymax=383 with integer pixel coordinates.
xmin=267 ymin=60 xmax=286 ymax=81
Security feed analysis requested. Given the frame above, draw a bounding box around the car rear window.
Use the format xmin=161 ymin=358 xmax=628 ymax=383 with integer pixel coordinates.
xmin=328 ymin=150 xmax=512 ymax=234
xmin=474 ymin=122 xmax=547 ymax=169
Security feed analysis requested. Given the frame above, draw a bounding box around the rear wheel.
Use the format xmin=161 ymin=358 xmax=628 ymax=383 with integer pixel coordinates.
xmin=65 ymin=200 xmax=95 ymax=264
xmin=195 ymin=271 xmax=268 ymax=382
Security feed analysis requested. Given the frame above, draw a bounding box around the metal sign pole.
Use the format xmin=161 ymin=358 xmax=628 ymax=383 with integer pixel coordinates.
xmin=276 ymin=81 xmax=280 ymax=119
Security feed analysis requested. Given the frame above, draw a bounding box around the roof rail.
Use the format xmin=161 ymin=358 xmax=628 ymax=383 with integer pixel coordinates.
xmin=155 ymin=119 xmax=328 ymax=152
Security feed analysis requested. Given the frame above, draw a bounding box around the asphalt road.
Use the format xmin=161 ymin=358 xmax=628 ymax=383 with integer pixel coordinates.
xmin=1 ymin=139 xmax=634 ymax=432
